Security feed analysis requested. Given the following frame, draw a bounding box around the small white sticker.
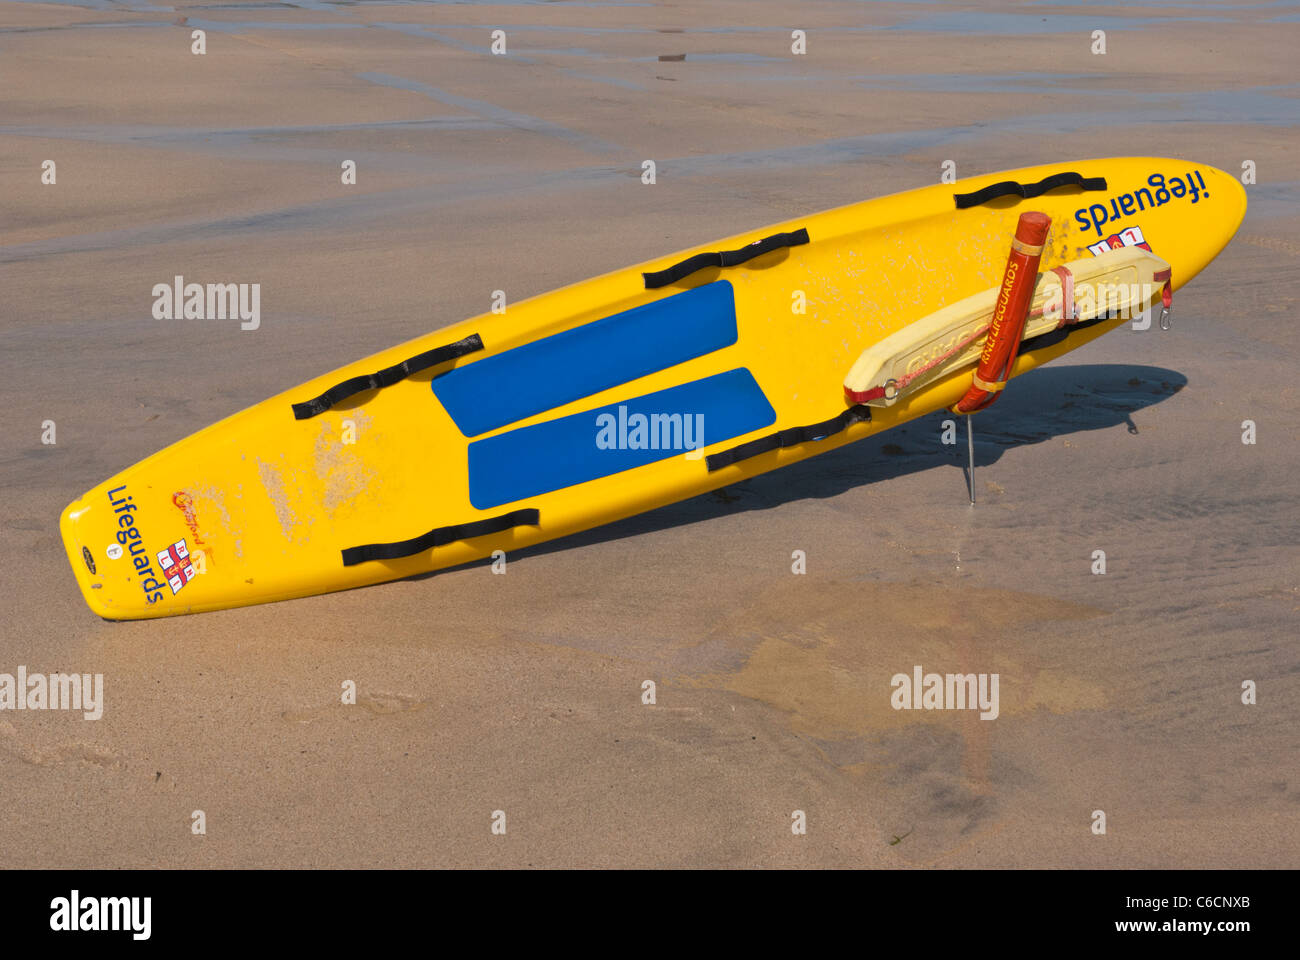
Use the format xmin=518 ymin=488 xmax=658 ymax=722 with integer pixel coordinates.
xmin=106 ymin=543 xmax=123 ymax=560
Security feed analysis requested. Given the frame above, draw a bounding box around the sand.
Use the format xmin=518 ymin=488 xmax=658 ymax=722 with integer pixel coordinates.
xmin=1 ymin=0 xmax=1296 ymax=868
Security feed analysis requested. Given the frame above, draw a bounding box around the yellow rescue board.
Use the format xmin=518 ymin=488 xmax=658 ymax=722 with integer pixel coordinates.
xmin=60 ymin=157 xmax=1246 ymax=619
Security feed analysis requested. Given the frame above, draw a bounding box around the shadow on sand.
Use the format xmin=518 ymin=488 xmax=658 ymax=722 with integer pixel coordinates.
xmin=393 ymin=362 xmax=1185 ymax=587
xmin=498 ymin=363 xmax=1188 ymax=562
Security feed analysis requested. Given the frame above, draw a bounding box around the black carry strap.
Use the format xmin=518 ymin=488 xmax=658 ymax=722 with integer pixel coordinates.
xmin=642 ymin=228 xmax=810 ymax=289
xmin=292 ymin=333 xmax=484 ymax=420
xmin=341 ymin=508 xmax=540 ymax=567
xmin=954 ymin=172 xmax=1107 ymax=210
xmin=706 ymin=405 xmax=871 ymax=472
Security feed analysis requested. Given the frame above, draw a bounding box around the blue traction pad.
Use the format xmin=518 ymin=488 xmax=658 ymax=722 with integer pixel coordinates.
xmin=467 ymin=368 xmax=776 ymax=510
xmin=432 ymin=281 xmax=738 ymax=437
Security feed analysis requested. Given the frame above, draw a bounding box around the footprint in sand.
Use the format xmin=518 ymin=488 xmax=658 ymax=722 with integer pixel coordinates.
xmin=0 ymin=722 xmax=119 ymax=768
xmin=280 ymin=691 xmax=427 ymax=725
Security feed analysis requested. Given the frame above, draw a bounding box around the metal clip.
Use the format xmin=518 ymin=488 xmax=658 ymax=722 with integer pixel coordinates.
xmin=1159 ymin=306 xmax=1172 ymax=330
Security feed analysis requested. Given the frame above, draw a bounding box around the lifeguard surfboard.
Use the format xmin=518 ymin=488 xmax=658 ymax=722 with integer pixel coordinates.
xmin=60 ymin=157 xmax=1246 ymax=619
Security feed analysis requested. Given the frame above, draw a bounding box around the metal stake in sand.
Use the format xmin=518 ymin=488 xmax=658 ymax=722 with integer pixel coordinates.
xmin=966 ymin=414 xmax=976 ymax=505
xmin=949 ymin=211 xmax=1051 ymax=508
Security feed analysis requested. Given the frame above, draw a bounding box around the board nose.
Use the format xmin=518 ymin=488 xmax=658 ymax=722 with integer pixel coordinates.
xmin=1202 ymin=162 xmax=1249 ymax=235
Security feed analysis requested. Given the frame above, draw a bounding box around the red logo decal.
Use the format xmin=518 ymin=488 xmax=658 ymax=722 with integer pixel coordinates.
xmin=156 ymin=539 xmax=196 ymax=596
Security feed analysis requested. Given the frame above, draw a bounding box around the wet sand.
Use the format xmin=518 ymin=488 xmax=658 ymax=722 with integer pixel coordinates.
xmin=1 ymin=0 xmax=1297 ymax=868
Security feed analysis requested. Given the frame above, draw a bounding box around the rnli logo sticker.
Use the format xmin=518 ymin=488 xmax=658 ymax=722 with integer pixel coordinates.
xmin=156 ymin=539 xmax=196 ymax=596
xmin=1088 ymin=224 xmax=1152 ymax=257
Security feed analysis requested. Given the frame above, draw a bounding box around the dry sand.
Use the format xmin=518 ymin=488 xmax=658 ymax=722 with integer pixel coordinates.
xmin=1 ymin=0 xmax=1297 ymax=868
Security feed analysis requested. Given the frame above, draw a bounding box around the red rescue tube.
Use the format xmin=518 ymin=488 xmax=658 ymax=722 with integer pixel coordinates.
xmin=951 ymin=211 xmax=1052 ymax=414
